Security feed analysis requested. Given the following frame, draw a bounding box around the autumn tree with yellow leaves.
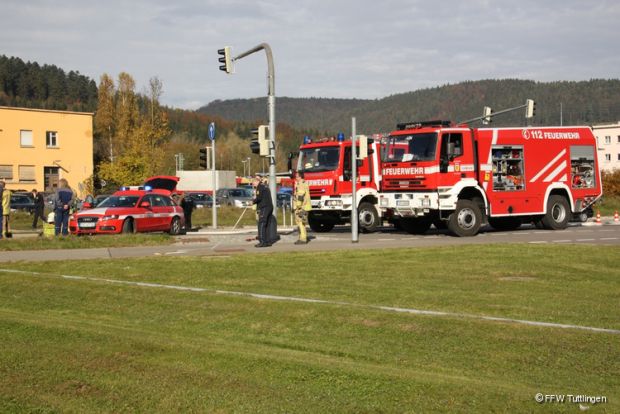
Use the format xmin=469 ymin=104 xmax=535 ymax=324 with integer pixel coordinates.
xmin=95 ymin=73 xmax=171 ymax=188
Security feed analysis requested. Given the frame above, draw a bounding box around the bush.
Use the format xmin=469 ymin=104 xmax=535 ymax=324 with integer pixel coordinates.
xmin=602 ymin=169 xmax=620 ymax=197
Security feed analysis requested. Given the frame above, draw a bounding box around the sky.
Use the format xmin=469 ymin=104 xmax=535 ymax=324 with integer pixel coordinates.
xmin=2 ymin=0 xmax=619 ymax=110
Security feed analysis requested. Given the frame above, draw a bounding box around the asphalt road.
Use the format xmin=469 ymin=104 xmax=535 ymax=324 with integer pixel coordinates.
xmin=0 ymin=222 xmax=618 ymax=263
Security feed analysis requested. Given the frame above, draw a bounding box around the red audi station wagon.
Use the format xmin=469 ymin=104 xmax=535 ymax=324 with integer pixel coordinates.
xmin=69 ymin=188 xmax=185 ymax=235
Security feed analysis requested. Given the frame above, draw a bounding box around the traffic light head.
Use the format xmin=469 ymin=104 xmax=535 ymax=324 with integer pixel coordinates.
xmin=250 ymin=125 xmax=269 ymax=156
xmin=218 ymin=47 xmax=232 ymax=74
xmin=482 ymin=106 xmax=493 ymax=125
xmin=525 ymin=99 xmax=536 ymax=119
xmin=199 ymin=147 xmax=208 ymax=169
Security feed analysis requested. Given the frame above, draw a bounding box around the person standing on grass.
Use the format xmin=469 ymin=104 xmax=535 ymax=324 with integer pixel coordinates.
xmin=1 ymin=181 xmax=10 ymax=238
xmin=54 ymin=179 xmax=74 ymax=236
xmin=0 ymin=181 xmax=4 ymax=240
xmin=31 ymin=189 xmax=46 ymax=229
xmin=252 ymin=175 xmax=273 ymax=247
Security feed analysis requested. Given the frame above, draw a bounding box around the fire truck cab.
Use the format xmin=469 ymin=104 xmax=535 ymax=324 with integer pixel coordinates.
xmin=379 ymin=121 xmax=602 ymax=236
xmin=296 ymin=135 xmax=382 ymax=232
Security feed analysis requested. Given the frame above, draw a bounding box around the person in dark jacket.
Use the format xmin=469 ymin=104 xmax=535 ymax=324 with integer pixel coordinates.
xmin=54 ymin=179 xmax=74 ymax=236
xmin=252 ymin=175 xmax=273 ymax=247
xmin=31 ymin=189 xmax=46 ymax=229
xmin=180 ymin=193 xmax=195 ymax=231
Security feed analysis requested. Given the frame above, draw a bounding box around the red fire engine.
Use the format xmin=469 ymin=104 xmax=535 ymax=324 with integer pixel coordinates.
xmin=379 ymin=120 xmax=603 ymax=236
xmin=295 ymin=134 xmax=383 ymax=232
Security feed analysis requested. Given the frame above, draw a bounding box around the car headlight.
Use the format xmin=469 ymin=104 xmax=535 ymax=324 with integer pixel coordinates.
xmin=100 ymin=215 xmax=119 ymax=221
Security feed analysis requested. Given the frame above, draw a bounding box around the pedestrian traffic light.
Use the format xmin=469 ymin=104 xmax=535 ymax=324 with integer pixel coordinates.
xmin=218 ymin=47 xmax=232 ymax=74
xmin=250 ymin=125 xmax=269 ymax=156
xmin=525 ymin=99 xmax=536 ymax=119
xmin=199 ymin=147 xmax=208 ymax=169
xmin=482 ymin=106 xmax=493 ymax=125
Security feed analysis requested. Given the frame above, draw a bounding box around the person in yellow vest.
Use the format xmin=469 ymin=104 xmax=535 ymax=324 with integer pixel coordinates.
xmin=293 ymin=172 xmax=312 ymax=245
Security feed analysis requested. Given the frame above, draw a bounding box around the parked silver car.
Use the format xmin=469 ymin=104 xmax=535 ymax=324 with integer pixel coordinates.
xmin=215 ymin=188 xmax=253 ymax=208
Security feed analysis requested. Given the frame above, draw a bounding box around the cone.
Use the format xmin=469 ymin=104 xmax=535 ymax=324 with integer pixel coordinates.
xmin=614 ymin=211 xmax=619 ymax=223
xmin=595 ymin=210 xmax=602 ymax=224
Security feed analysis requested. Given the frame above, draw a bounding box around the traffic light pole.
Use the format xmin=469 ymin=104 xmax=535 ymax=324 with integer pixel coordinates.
xmin=232 ymin=43 xmax=277 ymax=213
xmin=212 ymin=140 xmax=217 ymax=229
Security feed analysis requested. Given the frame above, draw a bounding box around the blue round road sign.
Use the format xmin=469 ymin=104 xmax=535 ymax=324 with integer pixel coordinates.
xmin=208 ymin=122 xmax=216 ymax=141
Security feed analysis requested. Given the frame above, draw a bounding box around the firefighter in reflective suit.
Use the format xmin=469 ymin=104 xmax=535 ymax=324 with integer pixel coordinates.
xmin=294 ymin=173 xmax=312 ymax=245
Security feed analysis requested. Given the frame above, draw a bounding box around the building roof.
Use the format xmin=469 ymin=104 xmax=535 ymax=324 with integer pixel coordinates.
xmin=0 ymin=106 xmax=93 ymax=116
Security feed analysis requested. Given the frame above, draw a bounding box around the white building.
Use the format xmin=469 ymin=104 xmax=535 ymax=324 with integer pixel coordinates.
xmin=593 ymin=122 xmax=620 ymax=172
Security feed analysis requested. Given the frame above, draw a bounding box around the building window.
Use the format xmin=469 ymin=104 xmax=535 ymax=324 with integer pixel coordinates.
xmin=617 ymin=153 xmax=620 ymax=161
xmin=604 ymin=136 xmax=611 ymax=144
xmin=20 ymin=130 xmax=33 ymax=147
xmin=18 ymin=165 xmax=36 ymax=182
xmin=46 ymin=131 xmax=58 ymax=148
xmin=0 ymin=165 xmax=13 ymax=180
xmin=605 ymin=154 xmax=611 ymax=162
xmin=617 ymin=135 xmax=620 ymax=143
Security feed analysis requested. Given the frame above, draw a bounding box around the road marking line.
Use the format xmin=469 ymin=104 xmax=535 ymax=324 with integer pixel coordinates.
xmin=576 ymin=239 xmax=595 ymax=242
xmin=378 ymin=238 xmax=396 ymax=241
xmin=2 ymin=268 xmax=618 ymax=335
xmin=553 ymin=240 xmax=572 ymax=243
xmin=529 ymin=241 xmax=548 ymax=244
xmin=600 ymin=237 xmax=618 ymax=241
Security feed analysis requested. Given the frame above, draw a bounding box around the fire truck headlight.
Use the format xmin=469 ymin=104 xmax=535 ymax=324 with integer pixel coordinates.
xmin=325 ymin=200 xmax=343 ymax=207
xmin=380 ymin=198 xmax=388 ymax=207
xmin=396 ymin=200 xmax=410 ymax=207
xmin=421 ymin=198 xmax=431 ymax=207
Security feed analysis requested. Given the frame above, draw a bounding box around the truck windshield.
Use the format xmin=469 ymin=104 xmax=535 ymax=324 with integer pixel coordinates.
xmin=298 ymin=146 xmax=340 ymax=172
xmin=381 ymin=133 xmax=438 ymax=162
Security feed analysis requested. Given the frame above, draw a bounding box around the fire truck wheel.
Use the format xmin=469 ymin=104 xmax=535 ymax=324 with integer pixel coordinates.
xmin=308 ymin=216 xmax=335 ymax=233
xmin=448 ymin=199 xmax=482 ymax=237
xmin=541 ymin=195 xmax=570 ymax=230
xmin=358 ymin=202 xmax=379 ymax=233
xmin=400 ymin=217 xmax=432 ymax=234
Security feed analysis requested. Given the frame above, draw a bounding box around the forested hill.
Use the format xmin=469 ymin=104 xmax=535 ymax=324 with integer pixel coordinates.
xmin=0 ymin=55 xmax=98 ymax=112
xmin=198 ymin=79 xmax=620 ymax=134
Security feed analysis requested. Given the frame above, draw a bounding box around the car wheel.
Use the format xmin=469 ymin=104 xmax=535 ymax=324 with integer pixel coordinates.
xmin=169 ymin=216 xmax=182 ymax=235
xmin=122 ymin=218 xmax=134 ymax=234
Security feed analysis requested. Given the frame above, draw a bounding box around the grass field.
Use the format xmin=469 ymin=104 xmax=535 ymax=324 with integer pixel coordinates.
xmin=1 ymin=244 xmax=618 ymax=412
